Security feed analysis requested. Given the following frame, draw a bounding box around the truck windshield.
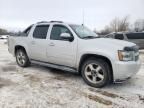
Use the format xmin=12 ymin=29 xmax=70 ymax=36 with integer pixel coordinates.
xmin=70 ymin=24 xmax=98 ymax=39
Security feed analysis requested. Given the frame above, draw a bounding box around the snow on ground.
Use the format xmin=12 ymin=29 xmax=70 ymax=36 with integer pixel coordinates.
xmin=0 ymin=40 xmax=144 ymax=108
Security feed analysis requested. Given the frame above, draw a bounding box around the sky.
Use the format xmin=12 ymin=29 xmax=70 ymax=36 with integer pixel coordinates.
xmin=0 ymin=0 xmax=144 ymax=32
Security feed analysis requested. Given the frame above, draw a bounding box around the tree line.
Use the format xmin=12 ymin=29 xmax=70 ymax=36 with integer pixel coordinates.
xmin=0 ymin=27 xmax=21 ymax=35
xmin=0 ymin=28 xmax=8 ymax=35
xmin=94 ymin=16 xmax=144 ymax=35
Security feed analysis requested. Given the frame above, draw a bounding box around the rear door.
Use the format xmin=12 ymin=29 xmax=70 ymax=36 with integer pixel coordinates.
xmin=28 ymin=24 xmax=50 ymax=61
xmin=126 ymin=33 xmax=144 ymax=49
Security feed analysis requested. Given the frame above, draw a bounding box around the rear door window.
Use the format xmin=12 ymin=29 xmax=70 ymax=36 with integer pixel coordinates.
xmin=115 ymin=34 xmax=124 ymax=40
xmin=33 ymin=25 xmax=49 ymax=39
xmin=126 ymin=33 xmax=144 ymax=39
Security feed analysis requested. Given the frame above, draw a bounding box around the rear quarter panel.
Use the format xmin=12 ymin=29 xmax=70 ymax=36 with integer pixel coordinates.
xmin=8 ymin=36 xmax=29 ymax=56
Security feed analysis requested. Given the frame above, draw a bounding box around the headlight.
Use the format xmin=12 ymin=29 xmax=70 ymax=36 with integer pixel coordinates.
xmin=118 ymin=50 xmax=136 ymax=61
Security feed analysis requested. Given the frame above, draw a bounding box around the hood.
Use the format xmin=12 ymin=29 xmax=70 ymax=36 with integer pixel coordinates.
xmin=81 ymin=38 xmax=136 ymax=51
xmin=100 ymin=38 xmax=135 ymax=47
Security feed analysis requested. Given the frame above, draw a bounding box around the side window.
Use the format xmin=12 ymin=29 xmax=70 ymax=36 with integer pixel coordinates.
xmin=23 ymin=25 xmax=33 ymax=36
xmin=115 ymin=34 xmax=124 ymax=40
xmin=50 ymin=25 xmax=72 ymax=40
xmin=126 ymin=33 xmax=144 ymax=39
xmin=33 ymin=25 xmax=49 ymax=39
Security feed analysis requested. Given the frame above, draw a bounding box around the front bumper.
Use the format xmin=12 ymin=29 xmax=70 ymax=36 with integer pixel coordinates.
xmin=113 ymin=60 xmax=141 ymax=82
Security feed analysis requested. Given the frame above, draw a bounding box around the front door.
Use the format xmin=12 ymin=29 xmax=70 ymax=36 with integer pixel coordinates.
xmin=47 ymin=24 xmax=77 ymax=67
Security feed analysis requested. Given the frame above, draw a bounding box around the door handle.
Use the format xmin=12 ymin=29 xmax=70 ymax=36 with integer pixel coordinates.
xmin=49 ymin=42 xmax=55 ymax=46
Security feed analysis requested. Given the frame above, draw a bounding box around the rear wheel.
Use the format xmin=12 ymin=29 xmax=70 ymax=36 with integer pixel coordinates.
xmin=16 ymin=49 xmax=30 ymax=67
xmin=81 ymin=58 xmax=111 ymax=88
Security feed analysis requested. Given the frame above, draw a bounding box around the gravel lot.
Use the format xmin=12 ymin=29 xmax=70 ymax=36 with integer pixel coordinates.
xmin=0 ymin=40 xmax=144 ymax=108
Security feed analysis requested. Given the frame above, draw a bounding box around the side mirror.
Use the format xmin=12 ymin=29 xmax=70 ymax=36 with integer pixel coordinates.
xmin=60 ymin=33 xmax=74 ymax=42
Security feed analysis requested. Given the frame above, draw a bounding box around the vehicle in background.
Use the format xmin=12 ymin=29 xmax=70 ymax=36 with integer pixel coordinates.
xmin=104 ymin=32 xmax=144 ymax=49
xmin=0 ymin=35 xmax=8 ymax=39
xmin=8 ymin=21 xmax=140 ymax=88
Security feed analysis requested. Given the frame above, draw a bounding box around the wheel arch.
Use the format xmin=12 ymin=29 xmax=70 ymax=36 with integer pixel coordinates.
xmin=15 ymin=45 xmax=27 ymax=56
xmin=78 ymin=54 xmax=113 ymax=81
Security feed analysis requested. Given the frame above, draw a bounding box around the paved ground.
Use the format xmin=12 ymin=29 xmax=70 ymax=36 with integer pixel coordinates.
xmin=0 ymin=40 xmax=144 ymax=108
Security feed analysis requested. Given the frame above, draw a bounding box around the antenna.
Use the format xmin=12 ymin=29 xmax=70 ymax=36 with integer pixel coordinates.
xmin=82 ymin=8 xmax=85 ymax=26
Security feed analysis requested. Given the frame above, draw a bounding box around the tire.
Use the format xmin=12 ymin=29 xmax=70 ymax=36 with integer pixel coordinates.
xmin=81 ymin=58 xmax=111 ymax=88
xmin=16 ymin=49 xmax=31 ymax=67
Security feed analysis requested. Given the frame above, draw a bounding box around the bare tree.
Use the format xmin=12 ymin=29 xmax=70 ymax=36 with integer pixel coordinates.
xmin=143 ymin=21 xmax=144 ymax=31
xmin=119 ymin=16 xmax=129 ymax=31
xmin=0 ymin=28 xmax=8 ymax=35
xmin=110 ymin=17 xmax=119 ymax=32
xmin=94 ymin=26 xmax=112 ymax=35
xmin=110 ymin=16 xmax=129 ymax=32
xmin=134 ymin=19 xmax=144 ymax=32
xmin=100 ymin=26 xmax=112 ymax=35
xmin=95 ymin=16 xmax=130 ymax=35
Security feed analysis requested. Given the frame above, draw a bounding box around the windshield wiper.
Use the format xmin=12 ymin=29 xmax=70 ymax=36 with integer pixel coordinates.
xmin=82 ymin=36 xmax=99 ymax=39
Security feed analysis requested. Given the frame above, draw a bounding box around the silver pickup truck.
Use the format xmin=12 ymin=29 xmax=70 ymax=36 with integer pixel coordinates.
xmin=8 ymin=21 xmax=141 ymax=88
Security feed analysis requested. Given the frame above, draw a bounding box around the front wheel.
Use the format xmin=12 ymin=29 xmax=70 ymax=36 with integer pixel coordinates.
xmin=16 ymin=49 xmax=31 ymax=67
xmin=81 ymin=58 xmax=111 ymax=88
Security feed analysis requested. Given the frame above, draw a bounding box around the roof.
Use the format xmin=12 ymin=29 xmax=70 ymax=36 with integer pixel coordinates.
xmin=36 ymin=21 xmax=63 ymax=24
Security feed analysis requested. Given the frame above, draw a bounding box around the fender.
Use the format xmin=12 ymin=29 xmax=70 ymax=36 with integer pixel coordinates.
xmin=76 ymin=49 xmax=115 ymax=71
